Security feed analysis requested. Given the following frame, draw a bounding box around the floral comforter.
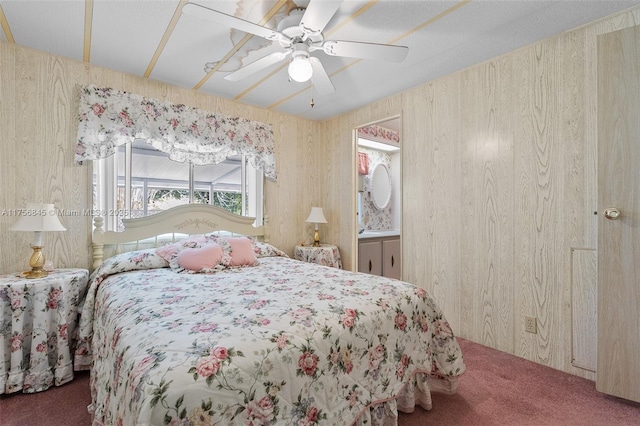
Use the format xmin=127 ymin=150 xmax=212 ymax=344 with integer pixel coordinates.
xmin=76 ymin=249 xmax=465 ymax=426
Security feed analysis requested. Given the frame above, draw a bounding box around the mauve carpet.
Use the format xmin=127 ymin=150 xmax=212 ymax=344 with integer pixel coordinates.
xmin=1 ymin=338 xmax=638 ymax=425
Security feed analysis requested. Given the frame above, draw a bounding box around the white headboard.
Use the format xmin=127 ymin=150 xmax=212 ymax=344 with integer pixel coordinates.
xmin=92 ymin=204 xmax=266 ymax=270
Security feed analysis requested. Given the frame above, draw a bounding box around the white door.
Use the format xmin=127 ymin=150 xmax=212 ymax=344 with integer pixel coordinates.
xmin=596 ymin=25 xmax=640 ymax=403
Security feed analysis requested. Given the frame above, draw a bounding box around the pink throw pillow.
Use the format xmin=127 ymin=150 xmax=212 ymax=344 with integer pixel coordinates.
xmin=225 ymin=237 xmax=258 ymax=267
xmin=176 ymin=243 xmax=224 ymax=271
xmin=156 ymin=235 xmax=207 ymax=261
xmin=155 ymin=244 xmax=179 ymax=261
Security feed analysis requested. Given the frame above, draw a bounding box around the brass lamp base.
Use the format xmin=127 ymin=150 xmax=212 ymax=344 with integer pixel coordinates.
xmin=313 ymin=230 xmax=320 ymax=247
xmin=23 ymin=268 xmax=48 ymax=279
xmin=24 ymin=246 xmax=48 ymax=279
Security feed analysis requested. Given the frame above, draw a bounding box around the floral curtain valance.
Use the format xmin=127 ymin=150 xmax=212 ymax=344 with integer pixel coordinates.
xmin=75 ymin=85 xmax=277 ymax=180
xmin=357 ymin=125 xmax=399 ymax=145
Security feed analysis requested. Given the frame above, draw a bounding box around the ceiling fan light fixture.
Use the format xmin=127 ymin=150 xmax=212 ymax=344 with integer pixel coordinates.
xmin=187 ymin=1 xmax=407 ymax=95
xmin=288 ymin=56 xmax=313 ymax=82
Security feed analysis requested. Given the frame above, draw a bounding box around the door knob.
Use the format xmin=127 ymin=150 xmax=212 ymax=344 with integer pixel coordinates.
xmin=604 ymin=207 xmax=621 ymax=220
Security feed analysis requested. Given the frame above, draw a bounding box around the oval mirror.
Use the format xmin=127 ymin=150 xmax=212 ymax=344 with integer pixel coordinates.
xmin=371 ymin=163 xmax=392 ymax=209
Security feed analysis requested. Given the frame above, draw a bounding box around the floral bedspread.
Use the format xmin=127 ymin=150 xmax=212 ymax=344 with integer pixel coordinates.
xmin=77 ymin=249 xmax=465 ymax=425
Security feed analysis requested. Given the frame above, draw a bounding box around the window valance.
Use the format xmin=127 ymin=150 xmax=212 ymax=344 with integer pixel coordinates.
xmin=74 ymin=85 xmax=277 ymax=180
xmin=357 ymin=124 xmax=399 ymax=145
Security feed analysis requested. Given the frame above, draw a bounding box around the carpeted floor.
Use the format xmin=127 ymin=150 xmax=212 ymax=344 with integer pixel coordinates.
xmin=2 ymin=338 xmax=639 ymax=425
xmin=399 ymin=339 xmax=640 ymax=425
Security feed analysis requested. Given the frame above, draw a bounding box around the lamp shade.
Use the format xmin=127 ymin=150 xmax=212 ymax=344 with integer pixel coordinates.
xmin=10 ymin=203 xmax=67 ymax=232
xmin=305 ymin=207 xmax=327 ymax=224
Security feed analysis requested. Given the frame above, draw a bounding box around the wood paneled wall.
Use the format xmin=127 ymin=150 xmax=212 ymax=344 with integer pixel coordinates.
xmin=322 ymin=7 xmax=640 ymax=379
xmin=0 ymin=42 xmax=319 ymax=274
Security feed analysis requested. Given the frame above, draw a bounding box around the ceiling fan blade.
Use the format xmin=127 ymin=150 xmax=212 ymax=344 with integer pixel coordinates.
xmin=309 ymin=57 xmax=335 ymax=95
xmin=182 ymin=3 xmax=282 ymax=42
xmin=323 ymin=40 xmax=409 ymax=63
xmin=225 ymin=51 xmax=289 ymax=81
xmin=299 ymin=0 xmax=343 ymax=36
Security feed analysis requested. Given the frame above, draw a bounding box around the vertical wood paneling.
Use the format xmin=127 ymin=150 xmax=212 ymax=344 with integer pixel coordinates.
xmin=0 ymin=43 xmax=18 ymax=270
xmin=458 ymin=68 xmax=477 ymax=341
xmin=460 ymin=58 xmax=514 ymax=353
xmin=321 ymin=116 xmax=354 ymax=269
xmin=427 ymin=75 xmax=461 ymax=330
xmin=265 ymin=112 xmax=315 ymax=252
xmin=12 ymin=46 xmax=49 ymax=267
xmin=402 ymin=84 xmax=433 ymax=292
xmin=561 ymin=31 xmax=592 ymax=249
xmin=555 ymin=30 xmax=591 ymax=377
xmin=514 ymin=41 xmax=562 ymax=366
xmin=345 ymin=79 xmax=465 ymax=332
xmin=571 ymin=248 xmax=597 ymax=372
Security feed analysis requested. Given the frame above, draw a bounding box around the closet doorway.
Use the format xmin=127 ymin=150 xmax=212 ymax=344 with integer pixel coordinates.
xmin=354 ymin=116 xmax=402 ymax=279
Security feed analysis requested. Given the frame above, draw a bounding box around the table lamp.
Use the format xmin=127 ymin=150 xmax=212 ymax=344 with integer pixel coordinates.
xmin=306 ymin=207 xmax=327 ymax=247
xmin=10 ymin=203 xmax=66 ymax=278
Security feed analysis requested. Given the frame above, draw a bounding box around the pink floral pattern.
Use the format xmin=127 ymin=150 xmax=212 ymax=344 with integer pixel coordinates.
xmin=357 ymin=124 xmax=400 ymax=144
xmin=294 ymin=244 xmax=342 ymax=268
xmin=254 ymin=241 xmax=289 ymax=258
xmin=76 ymin=250 xmax=464 ymax=425
xmin=0 ymin=269 xmax=89 ymax=394
xmin=75 ymin=85 xmax=277 ymax=180
xmin=359 ymin=148 xmax=394 ymax=230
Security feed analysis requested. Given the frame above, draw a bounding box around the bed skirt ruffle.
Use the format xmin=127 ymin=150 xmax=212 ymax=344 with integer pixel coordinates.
xmin=354 ymin=373 xmax=459 ymax=426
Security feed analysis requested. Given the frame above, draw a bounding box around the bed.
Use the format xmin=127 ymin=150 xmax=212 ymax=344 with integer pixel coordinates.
xmin=75 ymin=205 xmax=465 ymax=425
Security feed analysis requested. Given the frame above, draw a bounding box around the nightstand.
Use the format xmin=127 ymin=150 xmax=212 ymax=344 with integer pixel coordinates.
xmin=0 ymin=268 xmax=89 ymax=394
xmin=294 ymin=244 xmax=342 ymax=269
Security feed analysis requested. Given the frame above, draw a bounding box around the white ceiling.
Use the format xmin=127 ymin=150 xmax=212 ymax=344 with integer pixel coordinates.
xmin=1 ymin=0 xmax=638 ymax=121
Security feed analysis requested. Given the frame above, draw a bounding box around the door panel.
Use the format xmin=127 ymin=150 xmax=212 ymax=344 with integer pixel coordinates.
xmin=596 ymin=25 xmax=640 ymax=403
xmin=358 ymin=240 xmax=382 ymax=276
xmin=382 ymin=238 xmax=401 ymax=279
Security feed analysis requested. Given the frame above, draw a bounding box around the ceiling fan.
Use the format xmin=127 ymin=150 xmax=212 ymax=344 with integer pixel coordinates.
xmin=182 ymin=1 xmax=409 ymax=95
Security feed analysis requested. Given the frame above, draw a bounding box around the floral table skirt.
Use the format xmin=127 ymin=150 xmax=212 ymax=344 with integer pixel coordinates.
xmin=0 ymin=268 xmax=89 ymax=394
xmin=294 ymin=244 xmax=343 ymax=268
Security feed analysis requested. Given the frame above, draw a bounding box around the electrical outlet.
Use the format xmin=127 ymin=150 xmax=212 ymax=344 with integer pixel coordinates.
xmin=525 ymin=316 xmax=537 ymax=334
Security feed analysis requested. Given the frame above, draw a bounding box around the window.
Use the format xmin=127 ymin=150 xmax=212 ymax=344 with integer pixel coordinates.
xmin=93 ymin=139 xmax=263 ymax=231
